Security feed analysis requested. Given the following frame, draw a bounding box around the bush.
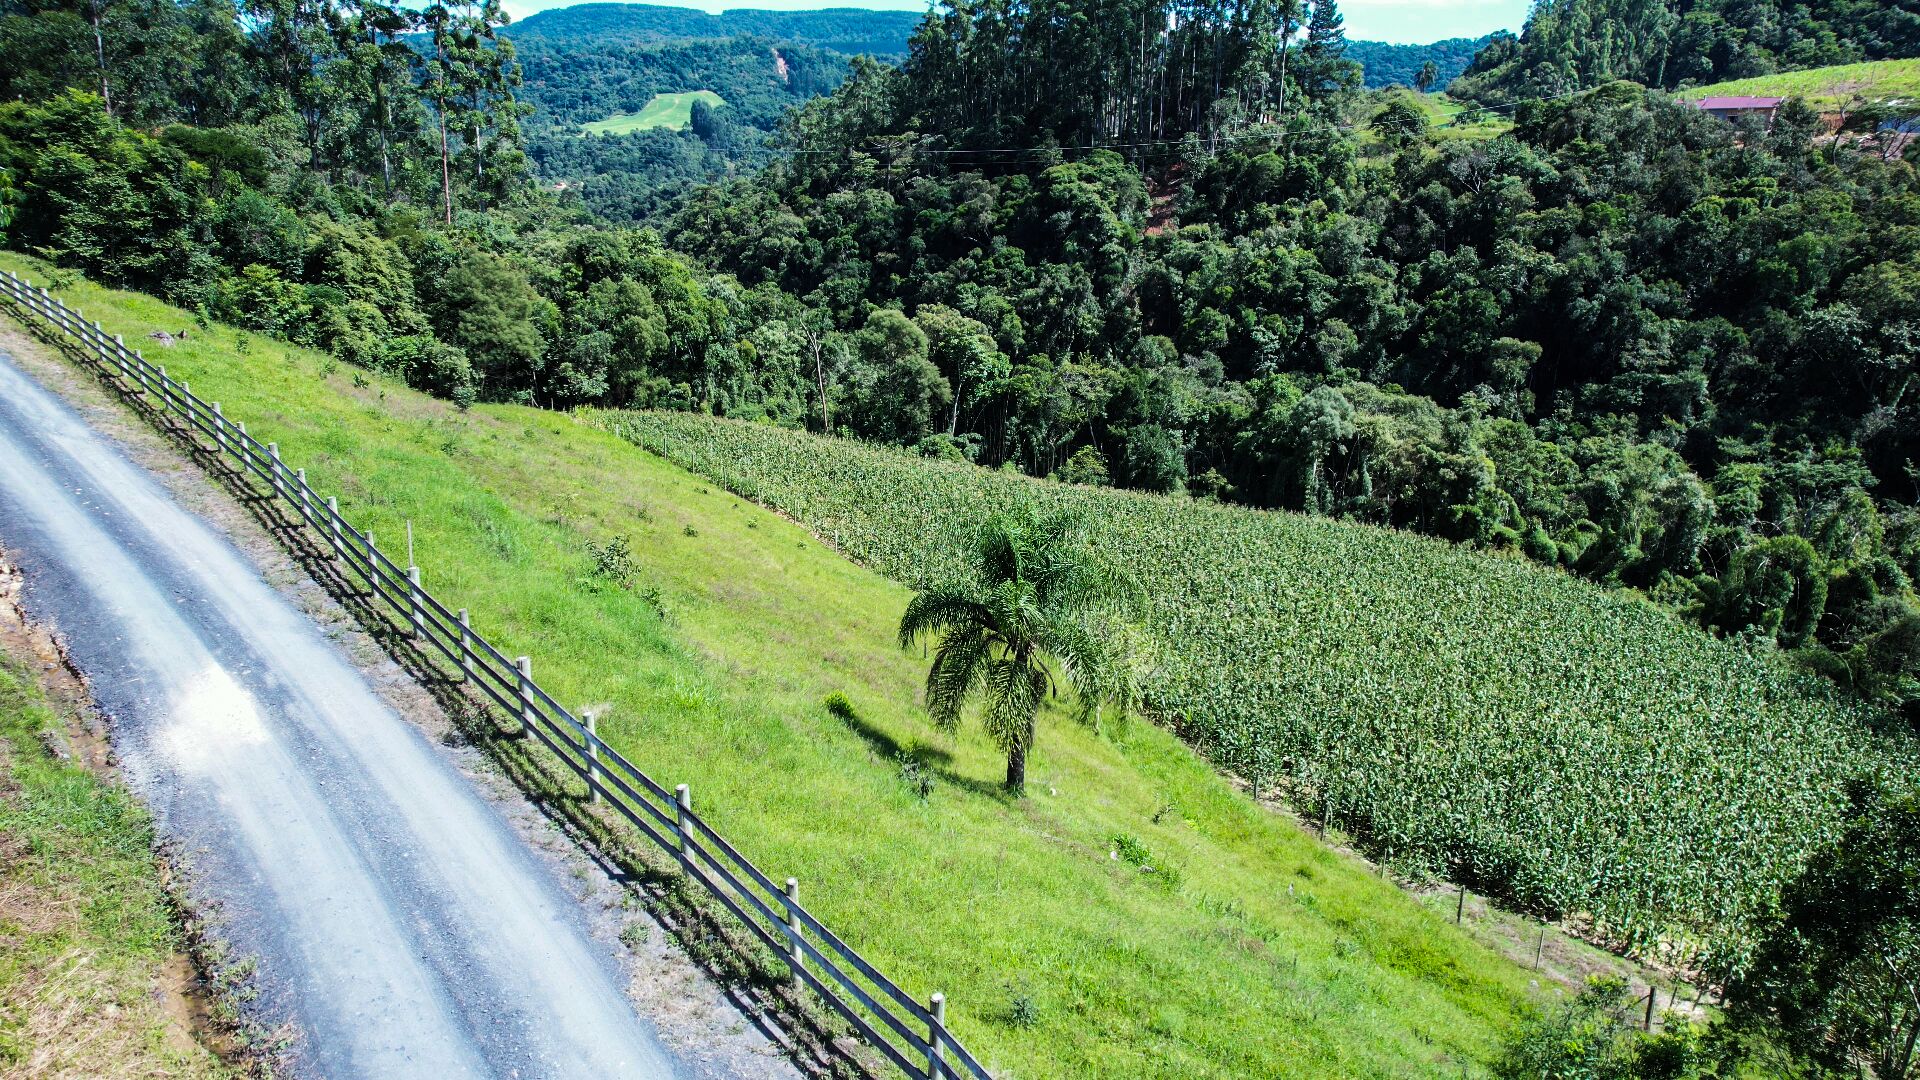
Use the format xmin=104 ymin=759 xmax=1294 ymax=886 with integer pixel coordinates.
xmin=822 ymin=691 xmax=857 ymax=721
xmin=1710 ymin=536 xmax=1828 ymax=648
xmin=1731 ymin=779 xmax=1920 ymax=1078
xmin=1055 ymin=445 xmax=1111 ymax=487
xmin=583 ymin=534 xmax=637 ymax=590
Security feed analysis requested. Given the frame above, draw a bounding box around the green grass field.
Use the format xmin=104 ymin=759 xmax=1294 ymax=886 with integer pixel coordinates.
xmin=0 ymin=654 xmax=234 ymax=1076
xmin=582 ymin=90 xmax=726 ymax=135
xmin=1684 ymin=58 xmax=1920 ymax=108
xmin=0 ymin=253 xmax=1547 ymax=1077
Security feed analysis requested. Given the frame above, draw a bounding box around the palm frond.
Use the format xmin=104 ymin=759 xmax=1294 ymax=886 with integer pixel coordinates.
xmin=924 ymin=627 xmax=989 ymax=732
xmin=898 ymin=585 xmax=993 ymax=649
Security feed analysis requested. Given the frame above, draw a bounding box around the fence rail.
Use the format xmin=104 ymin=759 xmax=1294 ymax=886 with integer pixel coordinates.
xmin=0 ymin=269 xmax=994 ymax=1080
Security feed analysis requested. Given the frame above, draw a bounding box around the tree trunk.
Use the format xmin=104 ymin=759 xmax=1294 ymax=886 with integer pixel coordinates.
xmin=90 ymin=0 xmax=112 ymax=117
xmin=438 ymin=109 xmax=453 ymax=225
xmin=1004 ymin=738 xmax=1027 ymax=794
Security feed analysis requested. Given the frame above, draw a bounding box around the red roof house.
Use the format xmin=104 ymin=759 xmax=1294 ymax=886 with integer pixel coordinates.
xmin=1692 ymin=96 xmax=1786 ymax=122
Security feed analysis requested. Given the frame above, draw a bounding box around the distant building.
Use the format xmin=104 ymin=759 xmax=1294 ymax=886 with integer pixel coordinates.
xmin=1692 ymin=96 xmax=1786 ymax=123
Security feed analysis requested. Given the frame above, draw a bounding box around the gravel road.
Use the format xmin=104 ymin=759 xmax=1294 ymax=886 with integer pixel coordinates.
xmin=0 ymin=345 xmax=691 ymax=1078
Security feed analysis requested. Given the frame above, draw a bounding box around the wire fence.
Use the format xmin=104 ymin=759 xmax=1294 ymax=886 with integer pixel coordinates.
xmin=0 ymin=269 xmax=994 ymax=1080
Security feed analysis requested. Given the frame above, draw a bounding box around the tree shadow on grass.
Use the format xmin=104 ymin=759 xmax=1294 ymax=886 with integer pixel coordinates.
xmin=827 ymin=696 xmax=1007 ymax=801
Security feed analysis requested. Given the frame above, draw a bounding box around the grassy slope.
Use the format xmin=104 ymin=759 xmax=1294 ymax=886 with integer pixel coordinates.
xmin=1422 ymin=93 xmax=1514 ymax=140
xmin=0 ymin=253 xmax=1540 ymax=1078
xmin=582 ymin=90 xmax=727 ymax=134
xmin=1684 ymin=58 xmax=1920 ymax=108
xmin=0 ymin=656 xmax=231 ymax=1076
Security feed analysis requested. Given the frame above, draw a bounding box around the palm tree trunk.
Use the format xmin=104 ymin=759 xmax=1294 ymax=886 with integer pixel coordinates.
xmin=1005 ymin=739 xmax=1027 ymax=793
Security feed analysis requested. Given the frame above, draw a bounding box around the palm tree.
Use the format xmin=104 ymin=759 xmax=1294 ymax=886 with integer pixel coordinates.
xmin=899 ymin=510 xmax=1138 ymax=794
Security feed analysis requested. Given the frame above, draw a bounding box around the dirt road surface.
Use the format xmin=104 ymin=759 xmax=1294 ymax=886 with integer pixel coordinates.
xmin=0 ymin=344 xmax=695 ymax=1078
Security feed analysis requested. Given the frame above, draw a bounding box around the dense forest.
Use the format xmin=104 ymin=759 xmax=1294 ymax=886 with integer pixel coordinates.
xmin=501 ymin=2 xmax=920 ymax=56
xmin=1453 ymin=0 xmax=1920 ymax=101
xmin=516 ymin=35 xmax=852 ymax=221
xmin=499 ymin=6 xmax=918 ymax=223
xmin=1 ymin=0 xmax=1916 ymax=718
xmin=1347 ymin=34 xmax=1491 ymax=89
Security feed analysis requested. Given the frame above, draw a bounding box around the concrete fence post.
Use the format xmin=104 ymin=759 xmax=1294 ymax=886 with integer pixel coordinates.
xmin=457 ymin=610 xmax=473 ymax=681
xmin=364 ymin=530 xmax=377 ymax=594
xmin=926 ymin=992 xmax=947 ymax=1078
xmin=156 ymin=366 xmax=169 ymax=412
xmin=515 ymin=656 xmax=533 ymax=737
xmin=294 ymin=469 xmax=309 ymax=523
xmin=268 ymin=443 xmax=284 ymax=497
xmin=784 ymin=878 xmax=803 ymax=988
xmin=583 ymin=710 xmax=600 ymax=804
xmin=675 ymin=784 xmax=694 ymax=868
xmin=407 ymin=567 xmax=424 ymax=640
xmin=212 ymin=402 xmax=226 ymax=453
xmin=327 ymin=497 xmax=343 ymax=553
xmin=234 ymin=420 xmax=249 ymax=471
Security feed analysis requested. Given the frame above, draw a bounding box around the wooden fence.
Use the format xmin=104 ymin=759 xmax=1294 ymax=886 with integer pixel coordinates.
xmin=0 ymin=269 xmax=995 ymax=1080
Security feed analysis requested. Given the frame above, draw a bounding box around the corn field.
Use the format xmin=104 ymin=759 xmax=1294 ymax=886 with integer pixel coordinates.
xmin=595 ymin=409 xmax=1914 ymax=965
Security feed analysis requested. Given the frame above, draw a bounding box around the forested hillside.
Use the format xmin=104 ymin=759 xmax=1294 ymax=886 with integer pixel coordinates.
xmin=1347 ymin=35 xmax=1491 ymax=89
xmin=503 ymin=3 xmax=920 ymax=57
xmin=516 ymin=34 xmax=848 ymax=221
xmin=1452 ymin=0 xmax=1920 ymax=102
xmin=503 ymin=5 xmax=918 ymax=223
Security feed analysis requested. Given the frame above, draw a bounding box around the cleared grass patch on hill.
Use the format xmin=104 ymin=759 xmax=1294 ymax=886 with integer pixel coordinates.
xmin=582 ymin=90 xmax=726 ymax=134
xmin=1683 ymin=58 xmax=1920 ymax=108
xmin=0 ymin=254 xmax=1542 ymax=1078
xmin=595 ymin=410 xmax=1913 ymax=960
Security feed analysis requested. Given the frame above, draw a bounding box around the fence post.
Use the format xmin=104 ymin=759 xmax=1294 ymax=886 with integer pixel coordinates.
xmin=212 ymin=402 xmax=226 ymax=453
xmin=407 ymin=566 xmax=424 ymax=640
xmin=784 ymin=877 xmax=803 ymax=988
xmin=584 ymin=710 xmax=600 ymax=804
xmin=457 ymin=609 xmax=473 ymax=681
xmin=515 ymin=656 xmax=533 ymax=737
xmin=675 ymin=784 xmax=694 ymax=868
xmin=294 ymin=469 xmax=309 ymax=523
xmin=926 ymin=992 xmax=947 ymax=1079
xmin=268 ymin=443 xmax=284 ymax=498
xmin=1533 ymin=922 xmax=1546 ymax=971
xmin=1644 ymin=986 xmax=1656 ymax=1032
xmin=1456 ymin=883 xmax=1466 ymax=924
xmin=327 ymin=497 xmax=343 ymax=553
xmin=234 ymin=420 xmax=249 ymax=470
xmin=156 ymin=366 xmax=169 ymax=412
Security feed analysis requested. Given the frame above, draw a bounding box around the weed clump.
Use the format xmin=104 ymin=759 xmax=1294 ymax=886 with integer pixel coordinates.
xmin=895 ymin=751 xmax=933 ymax=800
xmin=584 ymin=534 xmax=637 ymax=590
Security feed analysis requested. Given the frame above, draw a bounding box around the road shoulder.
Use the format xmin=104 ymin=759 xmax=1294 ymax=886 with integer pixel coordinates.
xmin=0 ymin=317 xmax=806 ymax=1080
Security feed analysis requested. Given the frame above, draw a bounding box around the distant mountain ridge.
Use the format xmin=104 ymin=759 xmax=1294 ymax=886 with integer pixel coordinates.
xmin=507 ymin=3 xmax=1489 ymax=79
xmin=505 ymin=3 xmax=923 ymax=58
xmin=1346 ymin=35 xmax=1494 ymax=89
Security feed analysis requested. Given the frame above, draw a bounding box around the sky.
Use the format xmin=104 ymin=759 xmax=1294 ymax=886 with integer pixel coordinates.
xmin=498 ymin=0 xmax=1531 ymax=46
